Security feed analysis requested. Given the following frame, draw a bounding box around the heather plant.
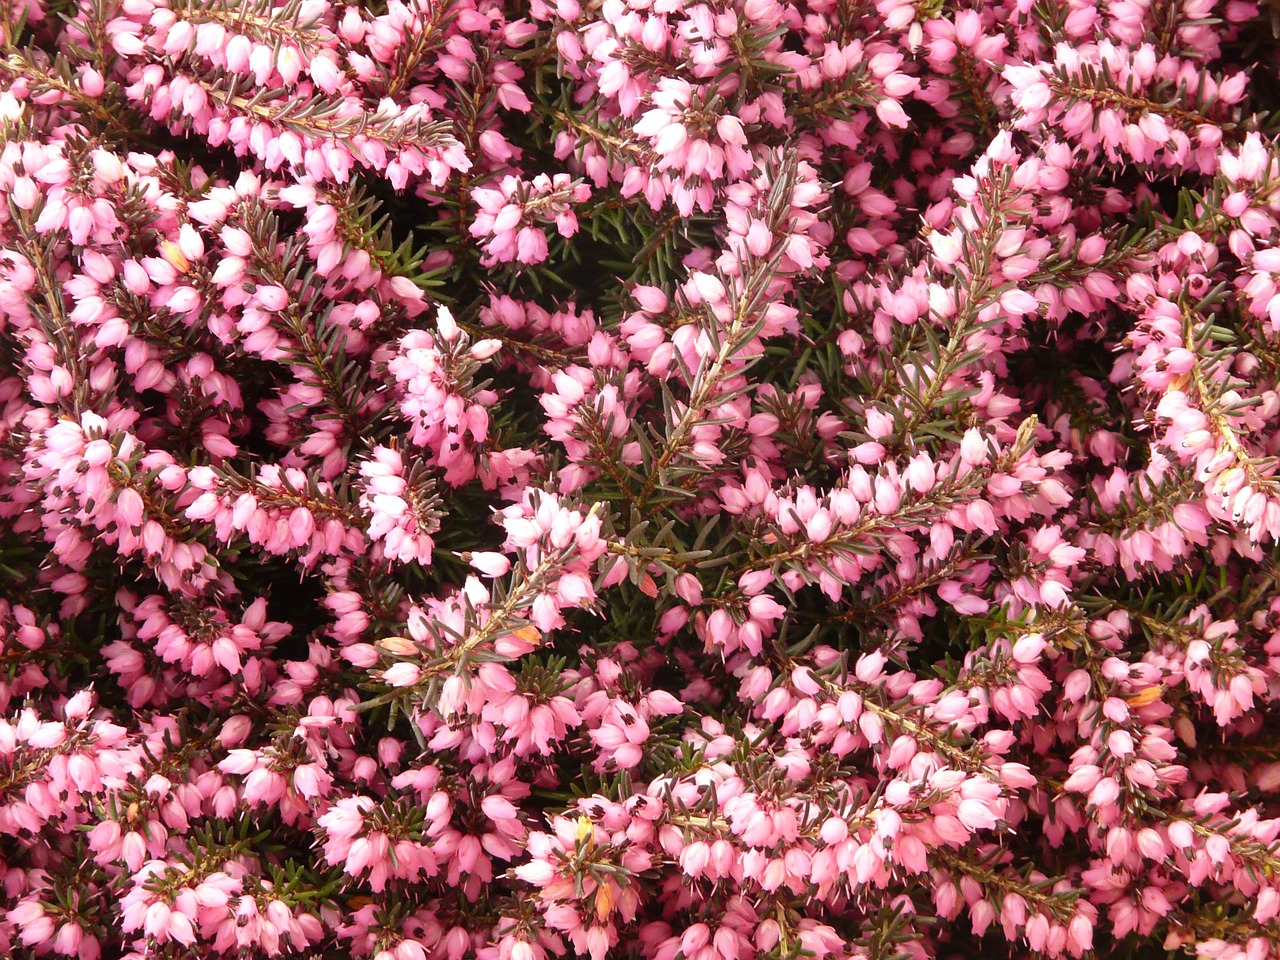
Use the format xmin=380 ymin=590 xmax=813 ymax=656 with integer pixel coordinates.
xmin=4 ymin=0 xmax=1280 ymax=959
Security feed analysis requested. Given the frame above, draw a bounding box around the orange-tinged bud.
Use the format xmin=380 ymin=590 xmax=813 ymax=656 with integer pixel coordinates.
xmin=594 ymin=882 xmax=614 ymax=921
xmin=159 ymin=240 xmax=190 ymax=273
xmin=1125 ymin=685 xmax=1163 ymax=708
xmin=376 ymin=636 xmax=418 ymax=656
xmin=511 ymin=624 xmax=542 ymax=646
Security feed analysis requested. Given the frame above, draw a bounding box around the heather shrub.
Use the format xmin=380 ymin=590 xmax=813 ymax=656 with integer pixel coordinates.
xmin=3 ymin=1 xmax=1280 ymax=960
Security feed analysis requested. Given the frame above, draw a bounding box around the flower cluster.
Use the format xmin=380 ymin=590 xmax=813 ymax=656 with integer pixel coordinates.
xmin=4 ymin=1 xmax=1280 ymax=960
